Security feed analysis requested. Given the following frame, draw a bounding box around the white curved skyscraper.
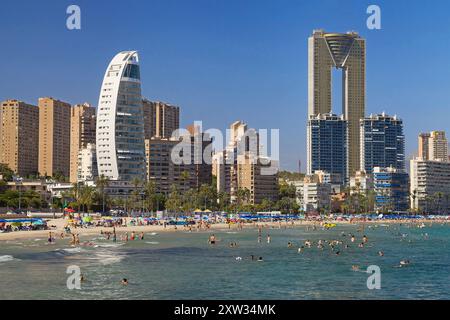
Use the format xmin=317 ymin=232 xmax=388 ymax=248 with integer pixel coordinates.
xmin=96 ymin=51 xmax=146 ymax=181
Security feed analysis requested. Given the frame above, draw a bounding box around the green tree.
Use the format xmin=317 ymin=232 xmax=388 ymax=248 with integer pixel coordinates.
xmin=0 ymin=164 xmax=15 ymax=181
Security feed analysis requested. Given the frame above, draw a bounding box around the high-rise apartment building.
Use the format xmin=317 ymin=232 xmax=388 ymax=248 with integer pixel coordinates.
xmin=38 ymin=97 xmax=71 ymax=178
xmin=142 ymin=99 xmax=180 ymax=139
xmin=96 ymin=51 xmax=146 ymax=181
xmin=418 ymin=133 xmax=431 ymax=160
xmin=360 ymin=113 xmax=405 ymax=174
xmin=429 ymin=131 xmax=448 ymax=161
xmin=418 ymin=131 xmax=448 ymax=162
xmin=145 ymin=133 xmax=212 ymax=195
xmin=214 ymin=121 xmax=277 ymax=204
xmin=410 ymin=158 xmax=450 ymax=214
xmin=0 ymin=100 xmax=39 ymax=177
xmin=308 ymin=29 xmax=366 ymax=176
xmin=236 ymin=153 xmax=278 ymax=205
xmin=184 ymin=124 xmax=213 ymax=190
xmin=307 ymin=113 xmax=347 ymax=184
xmin=70 ymin=103 xmax=96 ymax=183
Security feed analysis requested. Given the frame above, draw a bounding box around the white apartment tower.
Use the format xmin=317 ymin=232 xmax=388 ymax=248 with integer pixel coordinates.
xmin=96 ymin=51 xmax=146 ymax=181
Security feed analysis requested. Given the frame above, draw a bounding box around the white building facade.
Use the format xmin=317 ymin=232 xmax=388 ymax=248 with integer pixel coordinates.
xmin=410 ymin=159 xmax=450 ymax=214
xmin=96 ymin=51 xmax=146 ymax=182
xmin=77 ymin=143 xmax=98 ymax=183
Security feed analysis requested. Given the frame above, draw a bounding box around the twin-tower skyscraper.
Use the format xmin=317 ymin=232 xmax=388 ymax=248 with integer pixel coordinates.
xmin=307 ymin=29 xmax=366 ymax=179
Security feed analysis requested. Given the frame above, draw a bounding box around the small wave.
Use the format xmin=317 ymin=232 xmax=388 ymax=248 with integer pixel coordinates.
xmin=93 ymin=243 xmax=124 ymax=248
xmin=63 ymin=247 xmax=85 ymax=253
xmin=95 ymin=253 xmax=124 ymax=265
xmin=0 ymin=255 xmax=14 ymax=262
xmin=226 ymin=232 xmax=238 ymax=234
xmin=145 ymin=241 xmax=160 ymax=245
xmin=148 ymin=232 xmax=158 ymax=236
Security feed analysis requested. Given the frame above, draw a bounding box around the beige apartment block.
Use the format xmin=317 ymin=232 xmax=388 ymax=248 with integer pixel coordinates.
xmin=237 ymin=154 xmax=278 ymax=205
xmin=429 ymin=131 xmax=448 ymax=161
xmin=142 ymin=99 xmax=180 ymax=139
xmin=69 ymin=103 xmax=96 ymax=182
xmin=0 ymin=99 xmax=39 ymax=176
xmin=418 ymin=131 xmax=448 ymax=162
xmin=38 ymin=97 xmax=71 ymax=178
xmin=308 ymin=29 xmax=366 ymax=176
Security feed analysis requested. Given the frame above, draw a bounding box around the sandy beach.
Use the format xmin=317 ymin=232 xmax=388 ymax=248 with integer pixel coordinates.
xmin=1 ymin=218 xmax=448 ymax=242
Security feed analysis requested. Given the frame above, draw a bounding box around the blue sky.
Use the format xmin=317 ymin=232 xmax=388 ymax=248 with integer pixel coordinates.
xmin=1 ymin=0 xmax=449 ymax=171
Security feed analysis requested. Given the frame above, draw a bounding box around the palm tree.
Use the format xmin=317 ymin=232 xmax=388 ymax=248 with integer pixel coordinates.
xmin=180 ymin=170 xmax=190 ymax=192
xmin=95 ymin=175 xmax=110 ymax=213
xmin=143 ymin=180 xmax=156 ymax=212
xmin=70 ymin=183 xmax=82 ymax=211
xmin=166 ymin=185 xmax=182 ymax=215
xmin=81 ymin=185 xmax=95 ymax=213
xmin=410 ymin=189 xmax=418 ymax=214
xmin=130 ymin=177 xmax=143 ymax=212
xmin=435 ymin=192 xmax=444 ymax=215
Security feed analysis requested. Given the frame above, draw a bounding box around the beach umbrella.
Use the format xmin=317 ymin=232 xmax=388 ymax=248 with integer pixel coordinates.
xmin=82 ymin=216 xmax=93 ymax=223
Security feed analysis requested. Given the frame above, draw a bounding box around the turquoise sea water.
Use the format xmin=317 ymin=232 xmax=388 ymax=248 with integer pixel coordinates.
xmin=0 ymin=223 xmax=449 ymax=300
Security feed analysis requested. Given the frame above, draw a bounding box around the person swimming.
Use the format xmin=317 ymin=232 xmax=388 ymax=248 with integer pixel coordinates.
xmin=121 ymin=278 xmax=129 ymax=286
xmin=208 ymin=234 xmax=216 ymax=245
xmin=267 ymin=234 xmax=271 ymax=244
xmin=399 ymin=260 xmax=410 ymax=267
xmin=257 ymin=257 xmax=263 ymax=262
xmin=378 ymin=251 xmax=384 ymax=256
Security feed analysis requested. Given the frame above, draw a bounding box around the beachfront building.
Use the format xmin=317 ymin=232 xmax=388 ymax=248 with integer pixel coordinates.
xmin=308 ymin=30 xmax=366 ymax=177
xmin=70 ymin=103 xmax=96 ymax=183
xmin=214 ymin=121 xmax=249 ymax=200
xmin=373 ymin=166 xmax=409 ymax=213
xmin=307 ymin=113 xmax=347 ymax=184
xmin=77 ymin=143 xmax=98 ymax=183
xmin=302 ymin=180 xmax=332 ymax=213
xmin=183 ymin=124 xmax=213 ymax=190
xmin=213 ymin=121 xmax=277 ymax=204
xmin=144 ymin=127 xmax=212 ymax=195
xmin=38 ymin=97 xmax=71 ymax=178
xmin=360 ymin=113 xmax=405 ymax=174
xmin=236 ymin=153 xmax=278 ymax=205
xmin=0 ymin=99 xmax=39 ymax=177
xmin=293 ymin=174 xmax=332 ymax=213
xmin=410 ymin=159 xmax=450 ymax=214
xmin=6 ymin=180 xmax=50 ymax=202
xmin=96 ymin=51 xmax=146 ymax=182
xmin=314 ymin=170 xmax=343 ymax=194
xmin=349 ymin=170 xmax=373 ymax=194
